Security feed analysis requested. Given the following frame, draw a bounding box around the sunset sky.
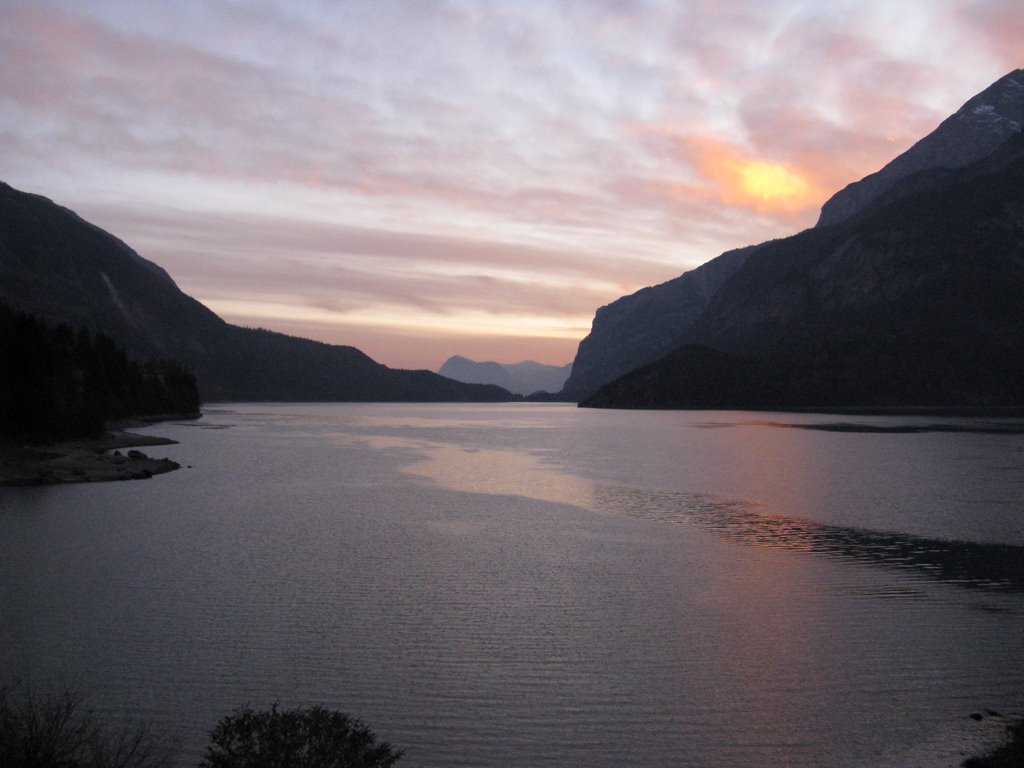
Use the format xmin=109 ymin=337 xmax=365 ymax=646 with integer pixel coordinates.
xmin=1 ymin=1 xmax=1020 ymax=370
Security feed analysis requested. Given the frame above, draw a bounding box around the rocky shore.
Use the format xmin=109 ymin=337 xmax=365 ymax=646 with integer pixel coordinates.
xmin=0 ymin=428 xmax=182 ymax=485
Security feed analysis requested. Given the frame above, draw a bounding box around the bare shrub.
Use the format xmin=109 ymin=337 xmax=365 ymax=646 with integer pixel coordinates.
xmin=0 ymin=679 xmax=173 ymax=768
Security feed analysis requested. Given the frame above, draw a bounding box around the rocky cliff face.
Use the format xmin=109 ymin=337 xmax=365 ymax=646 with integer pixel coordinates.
xmin=585 ymin=131 xmax=1024 ymax=408
xmin=560 ymin=245 xmax=755 ymax=399
xmin=0 ymin=182 xmax=512 ymax=403
xmin=816 ymin=68 xmax=1024 ymax=227
xmin=568 ymin=69 xmax=1024 ymax=405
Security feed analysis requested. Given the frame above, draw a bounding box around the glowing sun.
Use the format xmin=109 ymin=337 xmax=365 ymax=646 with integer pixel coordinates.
xmin=687 ymin=136 xmax=821 ymax=215
xmin=735 ymin=160 xmax=811 ymax=202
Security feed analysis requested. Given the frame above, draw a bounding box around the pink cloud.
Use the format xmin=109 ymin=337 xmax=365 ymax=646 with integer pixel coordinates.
xmin=76 ymin=203 xmax=669 ymax=319
xmin=955 ymin=0 xmax=1024 ymax=71
xmin=3 ymin=1 xmax=1018 ymax=369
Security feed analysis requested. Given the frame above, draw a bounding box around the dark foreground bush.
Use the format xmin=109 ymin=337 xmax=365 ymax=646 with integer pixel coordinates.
xmin=0 ymin=680 xmax=172 ymax=768
xmin=201 ymin=704 xmax=403 ymax=768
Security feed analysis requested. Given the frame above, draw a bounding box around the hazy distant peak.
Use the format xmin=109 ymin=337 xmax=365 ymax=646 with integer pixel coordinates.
xmin=438 ymin=355 xmax=572 ymax=396
xmin=441 ymin=355 xmax=557 ymax=368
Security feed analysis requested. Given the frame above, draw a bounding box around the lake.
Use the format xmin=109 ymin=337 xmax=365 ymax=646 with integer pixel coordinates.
xmin=2 ymin=403 xmax=1023 ymax=767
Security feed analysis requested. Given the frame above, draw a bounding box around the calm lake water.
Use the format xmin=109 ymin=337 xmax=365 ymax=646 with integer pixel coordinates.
xmin=2 ymin=403 xmax=1023 ymax=767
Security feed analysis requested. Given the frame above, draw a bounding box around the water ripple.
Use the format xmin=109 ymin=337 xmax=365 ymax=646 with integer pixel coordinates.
xmin=594 ymin=485 xmax=1024 ymax=594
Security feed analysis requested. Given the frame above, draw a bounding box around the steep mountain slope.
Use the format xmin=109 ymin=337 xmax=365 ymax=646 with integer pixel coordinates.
xmin=585 ymin=132 xmax=1024 ymax=408
xmin=0 ymin=182 xmax=511 ymax=402
xmin=569 ymin=69 xmax=1024 ymax=405
xmin=438 ymin=355 xmax=572 ymax=395
xmin=560 ymin=245 xmax=755 ymax=399
xmin=581 ymin=345 xmax=777 ymax=410
xmin=817 ymin=68 xmax=1023 ymax=227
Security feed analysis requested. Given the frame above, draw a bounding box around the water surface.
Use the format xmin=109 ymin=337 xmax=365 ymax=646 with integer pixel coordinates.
xmin=2 ymin=403 xmax=1023 ymax=767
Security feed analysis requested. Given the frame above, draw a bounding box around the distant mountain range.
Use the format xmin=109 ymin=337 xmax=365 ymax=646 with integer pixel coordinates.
xmin=437 ymin=355 xmax=572 ymax=396
xmin=570 ymin=69 xmax=1024 ymax=410
xmin=0 ymin=183 xmax=512 ymax=403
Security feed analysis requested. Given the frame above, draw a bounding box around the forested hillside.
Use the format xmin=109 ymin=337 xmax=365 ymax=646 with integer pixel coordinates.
xmin=0 ymin=304 xmax=200 ymax=442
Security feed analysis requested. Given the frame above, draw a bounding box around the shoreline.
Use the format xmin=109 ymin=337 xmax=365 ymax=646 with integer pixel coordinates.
xmin=0 ymin=417 xmax=194 ymax=486
xmin=964 ymin=716 xmax=1024 ymax=767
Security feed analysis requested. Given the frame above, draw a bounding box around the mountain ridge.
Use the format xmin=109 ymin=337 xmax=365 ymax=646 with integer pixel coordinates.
xmin=438 ymin=355 xmax=572 ymax=396
xmin=0 ymin=181 xmax=512 ymax=403
xmin=572 ymin=69 xmax=1024 ymax=409
xmin=560 ymin=244 xmax=756 ymax=400
xmin=816 ymin=68 xmax=1024 ymax=227
xmin=584 ymin=130 xmax=1024 ymax=408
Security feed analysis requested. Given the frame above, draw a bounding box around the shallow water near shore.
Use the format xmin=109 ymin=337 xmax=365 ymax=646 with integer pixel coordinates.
xmin=2 ymin=403 xmax=1023 ymax=767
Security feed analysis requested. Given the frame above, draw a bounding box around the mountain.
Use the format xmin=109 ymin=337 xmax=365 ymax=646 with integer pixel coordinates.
xmin=437 ymin=355 xmax=572 ymax=396
xmin=0 ymin=182 xmax=512 ymax=403
xmin=560 ymin=245 xmax=755 ymax=400
xmin=565 ymin=69 xmax=1024 ymax=403
xmin=573 ymin=69 xmax=1024 ymax=409
xmin=817 ymin=68 xmax=1024 ymax=227
xmin=584 ymin=129 xmax=1024 ymax=409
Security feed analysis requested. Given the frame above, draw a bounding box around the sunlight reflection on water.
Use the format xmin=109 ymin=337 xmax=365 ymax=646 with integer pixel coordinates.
xmin=405 ymin=444 xmax=594 ymax=510
xmin=386 ymin=429 xmax=1024 ymax=597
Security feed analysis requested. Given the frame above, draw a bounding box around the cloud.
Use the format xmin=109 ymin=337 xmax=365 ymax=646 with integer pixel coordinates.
xmin=955 ymin=0 xmax=1024 ymax=72
xmin=680 ymin=135 xmax=823 ymax=217
xmin=74 ymin=202 xmax=676 ymax=345
xmin=1 ymin=0 xmax=1018 ymax=368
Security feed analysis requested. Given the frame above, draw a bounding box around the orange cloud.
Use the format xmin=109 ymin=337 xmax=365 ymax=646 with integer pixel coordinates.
xmin=687 ymin=136 xmax=824 ymax=216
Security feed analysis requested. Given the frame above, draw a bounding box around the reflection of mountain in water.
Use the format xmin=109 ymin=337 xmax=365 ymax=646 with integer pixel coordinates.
xmin=594 ymin=485 xmax=1024 ymax=594
xmin=765 ymin=420 xmax=1024 ymax=434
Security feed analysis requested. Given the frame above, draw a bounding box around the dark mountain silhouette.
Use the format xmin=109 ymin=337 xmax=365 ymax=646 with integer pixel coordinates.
xmin=580 ymin=345 xmax=778 ymax=410
xmin=575 ymin=69 xmax=1024 ymax=409
xmin=584 ymin=130 xmax=1024 ymax=409
xmin=561 ymin=246 xmax=755 ymax=400
xmin=817 ymin=68 xmax=1024 ymax=226
xmin=438 ymin=355 xmax=572 ymax=395
xmin=0 ymin=182 xmax=511 ymax=402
